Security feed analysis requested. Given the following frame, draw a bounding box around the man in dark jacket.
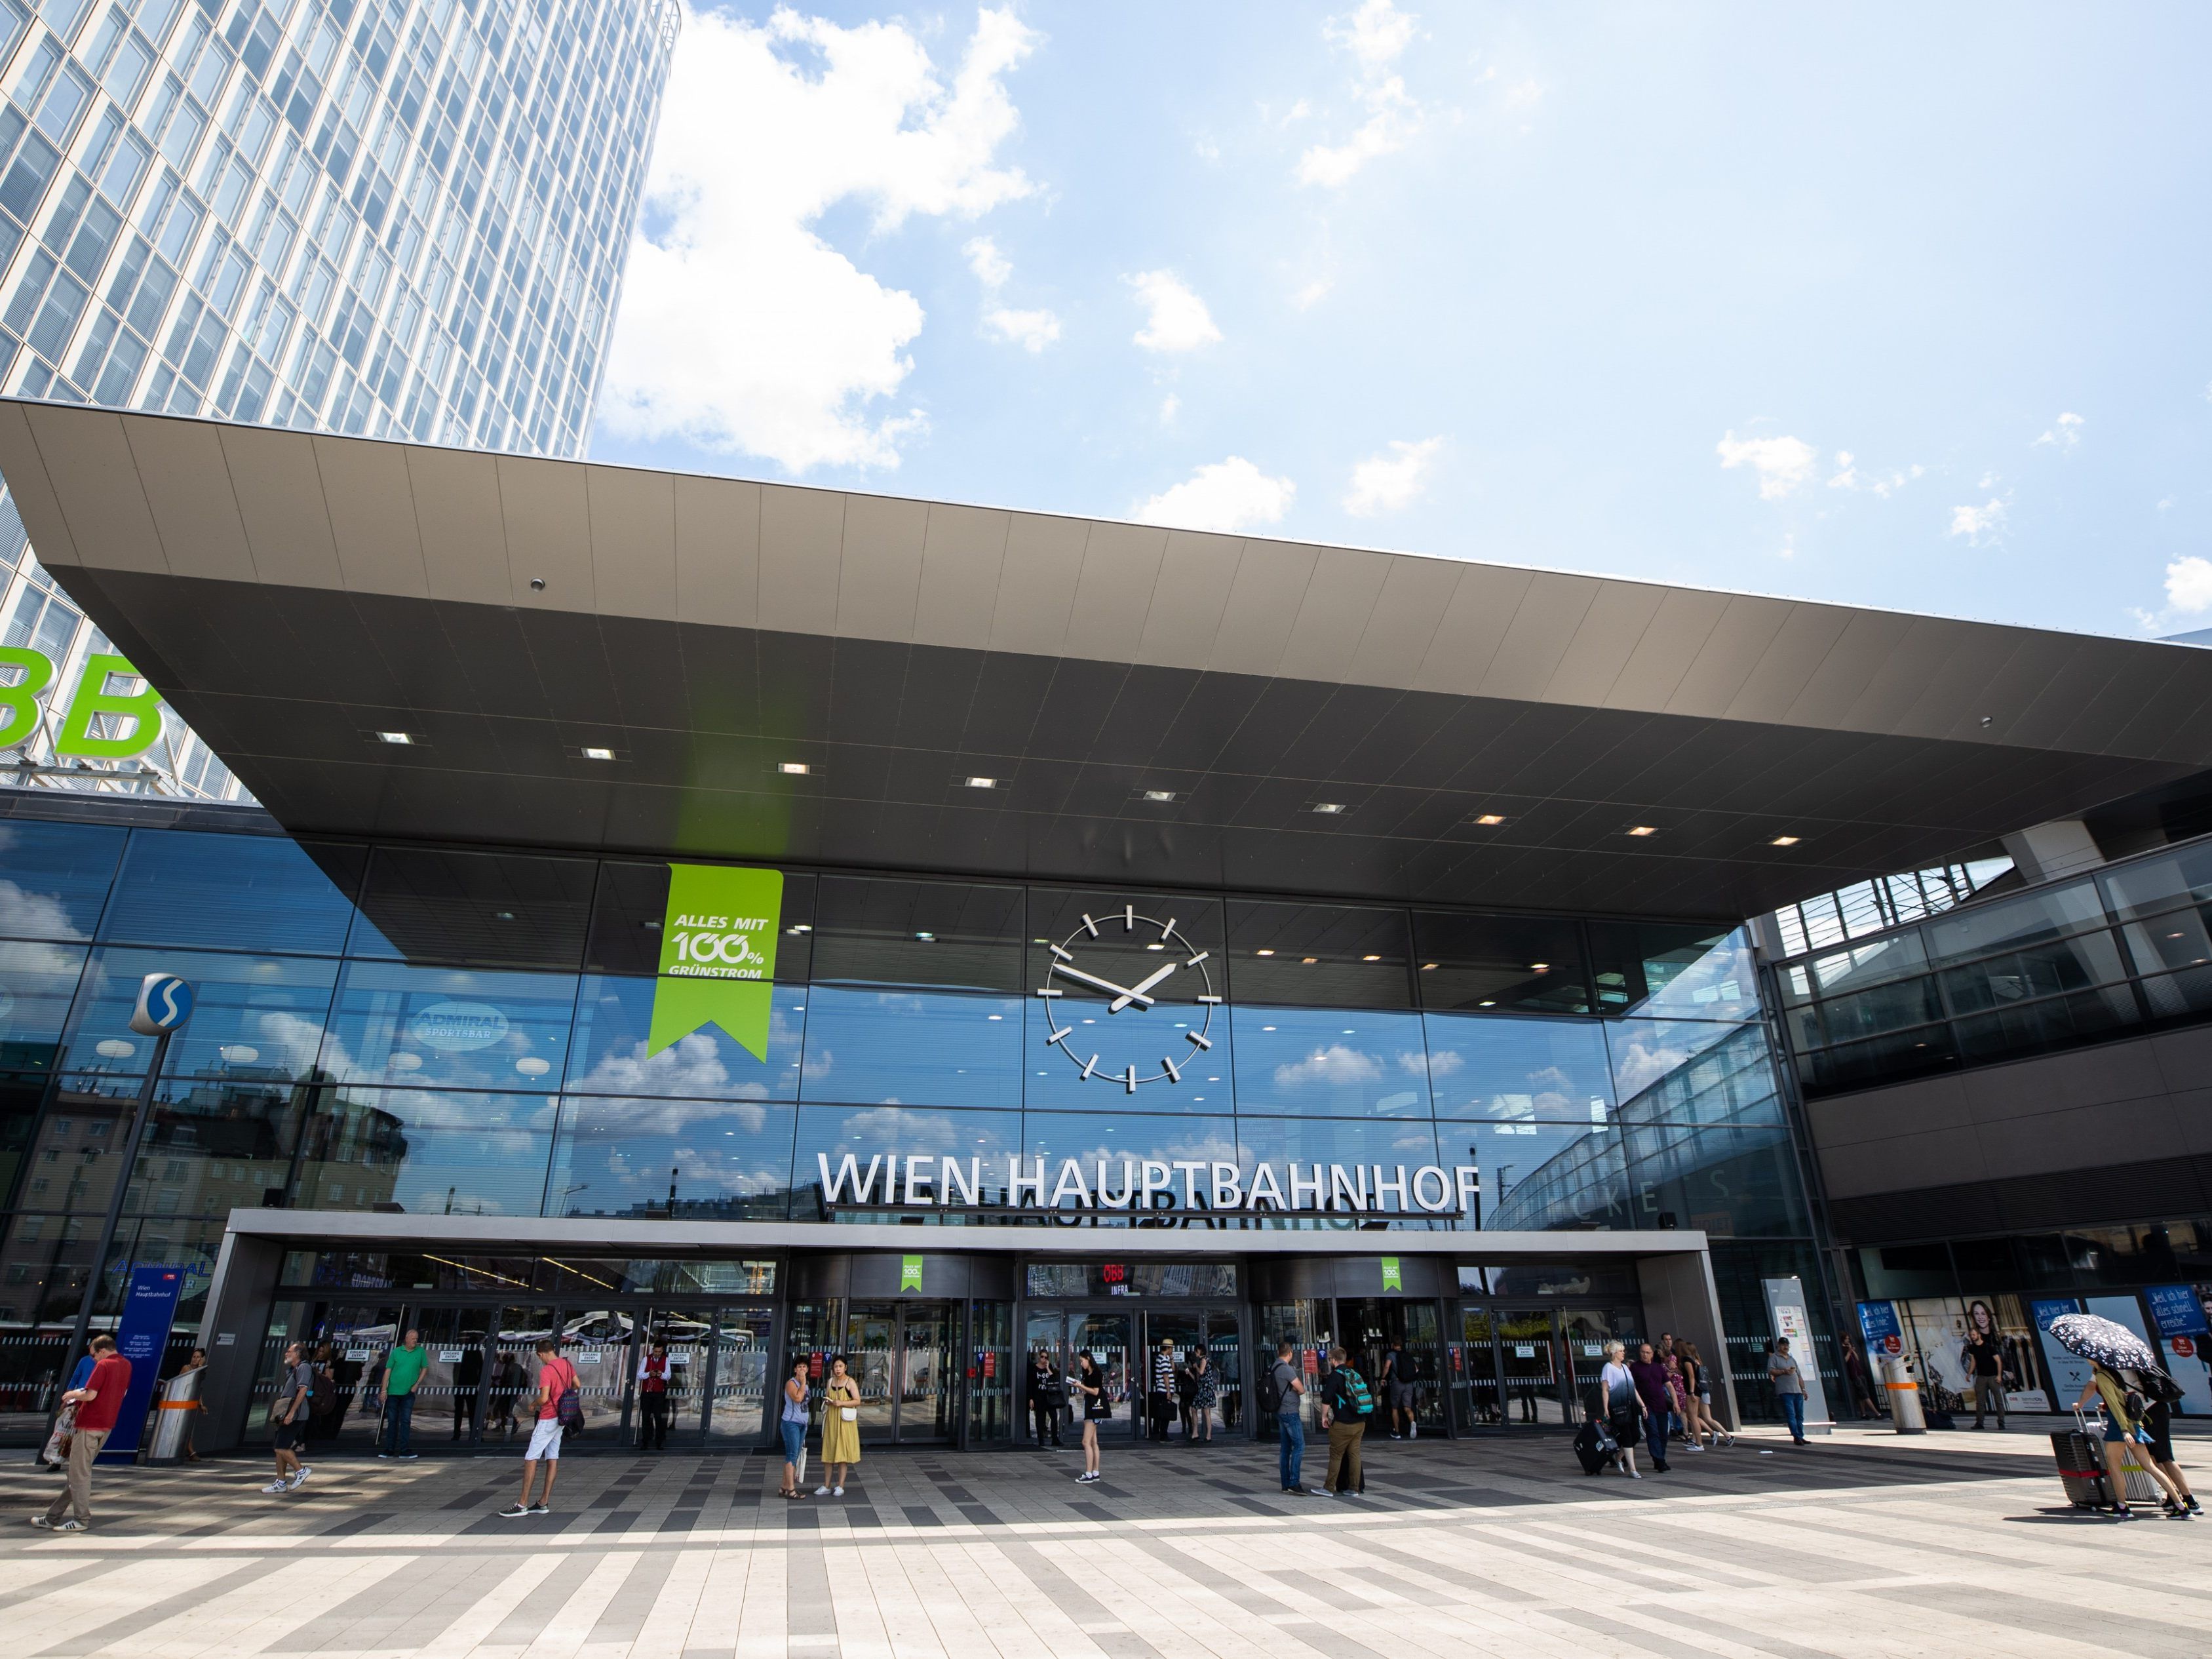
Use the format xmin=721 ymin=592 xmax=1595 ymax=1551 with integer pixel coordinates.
xmin=1028 ymin=1349 xmax=1063 ymax=1447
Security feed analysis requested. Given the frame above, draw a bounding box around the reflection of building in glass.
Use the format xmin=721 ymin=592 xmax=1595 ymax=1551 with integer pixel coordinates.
xmin=0 ymin=0 xmax=679 ymax=798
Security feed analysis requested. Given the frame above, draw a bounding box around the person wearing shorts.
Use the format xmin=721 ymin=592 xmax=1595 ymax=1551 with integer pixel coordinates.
xmin=500 ymin=1339 xmax=576 ymax=1517
xmin=266 ymin=1342 xmax=313 ymax=1494
xmin=1381 ymin=1339 xmax=1416 ymax=1439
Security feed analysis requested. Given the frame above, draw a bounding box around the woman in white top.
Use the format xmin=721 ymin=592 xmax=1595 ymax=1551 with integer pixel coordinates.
xmin=1597 ymin=1340 xmax=1645 ymax=1479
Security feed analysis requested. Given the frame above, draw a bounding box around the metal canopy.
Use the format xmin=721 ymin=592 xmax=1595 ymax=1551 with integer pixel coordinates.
xmin=5 ymin=399 xmax=2211 ymax=920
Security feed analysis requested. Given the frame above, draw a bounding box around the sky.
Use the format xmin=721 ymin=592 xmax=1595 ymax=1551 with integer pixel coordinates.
xmin=587 ymin=1 xmax=2212 ymax=641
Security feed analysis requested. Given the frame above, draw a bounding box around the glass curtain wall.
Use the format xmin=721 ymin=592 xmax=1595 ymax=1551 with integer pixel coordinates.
xmin=0 ymin=806 xmax=1825 ymax=1415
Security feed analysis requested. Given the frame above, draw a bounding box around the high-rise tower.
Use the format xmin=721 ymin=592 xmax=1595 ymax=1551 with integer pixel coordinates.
xmin=0 ymin=0 xmax=678 ymax=800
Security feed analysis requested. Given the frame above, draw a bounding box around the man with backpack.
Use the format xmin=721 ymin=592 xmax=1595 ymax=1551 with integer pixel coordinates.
xmin=1319 ymin=1345 xmax=1373 ymax=1496
xmin=499 ymin=1338 xmax=579 ymax=1517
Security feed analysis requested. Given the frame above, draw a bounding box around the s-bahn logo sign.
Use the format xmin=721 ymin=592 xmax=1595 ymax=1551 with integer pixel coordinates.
xmin=648 ymin=863 xmax=783 ymax=1060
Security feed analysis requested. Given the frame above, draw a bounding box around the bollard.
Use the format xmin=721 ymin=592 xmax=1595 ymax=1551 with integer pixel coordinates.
xmin=1882 ymin=1355 xmax=1926 ymax=1434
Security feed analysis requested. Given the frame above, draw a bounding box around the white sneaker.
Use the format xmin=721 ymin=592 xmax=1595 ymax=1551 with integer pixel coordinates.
xmin=1629 ymin=1470 xmax=1643 ymax=1480
xmin=262 ymin=1480 xmax=290 ymax=1494
xmin=287 ymin=1466 xmax=312 ymax=1490
xmin=832 ymin=1486 xmax=844 ymax=1496
xmin=1684 ymin=1442 xmax=1704 ymax=1453
xmin=1408 ymin=1425 xmax=1418 ymax=1439
xmin=814 ymin=1486 xmax=830 ymax=1496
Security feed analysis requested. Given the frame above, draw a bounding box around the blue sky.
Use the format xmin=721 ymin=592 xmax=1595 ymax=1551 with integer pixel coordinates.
xmin=589 ymin=2 xmax=2212 ymax=640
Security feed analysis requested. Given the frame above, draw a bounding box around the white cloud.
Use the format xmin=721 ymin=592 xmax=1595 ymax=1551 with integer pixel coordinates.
xmin=599 ymin=7 xmax=1038 ymax=472
xmin=2034 ymin=411 xmax=2084 ymax=448
xmin=963 ymin=234 xmax=1012 ymax=288
xmin=1291 ymin=276 xmax=1334 ymax=309
xmin=1134 ymin=458 xmax=1296 ymax=532
xmin=984 ymin=307 xmax=1060 ymax=352
xmin=1829 ymin=451 xmax=1924 ymax=497
xmin=1343 ymin=435 xmax=1444 ymax=516
xmin=1298 ymin=0 xmax=1423 ymax=188
xmin=1715 ymin=431 xmax=1817 ymax=500
xmin=1273 ymin=1044 xmax=1384 ymax=1088
xmin=1128 ymin=270 xmax=1221 ymax=352
xmin=1158 ymin=393 xmax=1180 ymax=425
xmin=1949 ymin=499 xmax=2008 ymax=545
xmin=2167 ymin=556 xmax=2212 ymax=614
xmin=1977 ymin=471 xmax=2000 ymax=490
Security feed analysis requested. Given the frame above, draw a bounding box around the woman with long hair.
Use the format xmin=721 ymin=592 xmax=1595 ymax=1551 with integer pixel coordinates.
xmin=1072 ymin=1352 xmax=1106 ymax=1483
xmin=1677 ymin=1339 xmax=1733 ymax=1448
xmin=818 ymin=1356 xmax=861 ymax=1497
xmin=777 ymin=1357 xmax=811 ymax=1500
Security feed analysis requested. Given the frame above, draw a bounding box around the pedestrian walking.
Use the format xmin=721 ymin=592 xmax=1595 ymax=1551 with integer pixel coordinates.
xmin=1659 ymin=1333 xmax=1685 ymax=1443
xmin=379 ymin=1328 xmax=427 ymax=1458
xmin=1271 ymin=1339 xmax=1311 ymax=1494
xmin=1598 ymin=1340 xmax=1644 ymax=1479
xmin=1840 ymin=1336 xmax=1880 ymax=1420
xmin=31 ymin=1335 xmax=130 ymax=1532
xmin=1320 ymin=1344 xmax=1372 ymax=1495
xmin=1380 ymin=1337 xmax=1414 ymax=1439
xmin=638 ymin=1342 xmax=674 ymax=1451
xmin=1964 ymin=1305 xmax=2006 ymax=1430
xmin=1677 ymin=1340 xmax=1732 ymax=1447
xmin=1186 ymin=1347 xmax=1217 ymax=1443
xmin=2139 ymin=1390 xmax=2201 ymax=1517
xmin=777 ymin=1357 xmax=810 ymax=1498
xmin=818 ymin=1355 xmax=861 ymax=1496
xmin=498 ymin=1338 xmax=577 ymax=1517
xmin=452 ymin=1340 xmax=483 ymax=1441
xmin=1768 ymin=1337 xmax=1810 ymax=1445
xmin=1149 ymin=1338 xmax=1176 ymax=1440
xmin=1629 ymin=1342 xmax=1673 ymax=1473
xmin=1074 ymin=1352 xmax=1108 ymax=1483
xmin=1028 ymin=1348 xmax=1064 ymax=1447
xmin=265 ymin=1340 xmax=313 ymax=1493
xmin=2074 ymin=1363 xmax=2190 ymax=1520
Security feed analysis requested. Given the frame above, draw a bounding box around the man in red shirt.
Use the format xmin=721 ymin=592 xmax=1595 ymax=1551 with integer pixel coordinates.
xmin=34 ymin=1335 xmax=131 ymax=1532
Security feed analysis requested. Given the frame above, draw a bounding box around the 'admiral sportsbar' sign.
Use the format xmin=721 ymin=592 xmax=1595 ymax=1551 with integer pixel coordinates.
xmin=819 ymin=1153 xmax=1479 ymax=1216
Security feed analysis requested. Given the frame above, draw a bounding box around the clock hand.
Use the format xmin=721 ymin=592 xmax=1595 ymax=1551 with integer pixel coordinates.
xmin=1049 ymin=960 xmax=1155 ymax=1007
xmin=1110 ymin=960 xmax=1178 ymax=1013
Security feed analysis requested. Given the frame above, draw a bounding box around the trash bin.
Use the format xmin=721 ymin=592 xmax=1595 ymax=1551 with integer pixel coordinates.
xmin=1882 ymin=1354 xmax=1925 ymax=1434
xmin=146 ymin=1367 xmax=201 ymax=1464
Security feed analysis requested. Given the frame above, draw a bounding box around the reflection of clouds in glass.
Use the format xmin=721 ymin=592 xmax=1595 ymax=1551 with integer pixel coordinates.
xmin=1612 ymin=1038 xmax=1691 ymax=1099
xmin=570 ymin=1030 xmax=770 ymax=1099
xmin=255 ymin=1010 xmax=335 ymax=1075
xmin=1069 ymin=1122 xmax=1239 ymax=1165
xmin=0 ymin=881 xmax=87 ymax=943
xmin=579 ymin=1097 xmax=771 ymax=1136
xmin=1418 ymin=1048 xmax=1462 ymax=1076
xmin=1390 ymin=1128 xmax=1435 ymax=1153
xmin=831 ymin=1105 xmax=963 ymax=1146
xmin=1273 ymin=1044 xmax=1382 ymax=1087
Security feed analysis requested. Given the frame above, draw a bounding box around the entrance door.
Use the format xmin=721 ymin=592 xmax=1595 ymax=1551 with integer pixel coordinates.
xmin=1137 ymin=1308 xmax=1241 ymax=1441
xmin=704 ymin=1302 xmax=773 ymax=1445
xmin=1453 ymin=1306 xmax=1502 ymax=1430
xmin=410 ymin=1305 xmax=492 ymax=1448
xmin=1498 ymin=1308 xmax=1567 ymax=1425
xmin=305 ymin=1302 xmax=404 ymax=1453
xmin=1043 ymin=1310 xmax=1136 ymax=1437
xmin=1336 ymin=1298 xmax=1448 ymax=1434
xmin=558 ymin=1306 xmax=637 ymax=1438
xmin=845 ymin=1301 xmax=958 ymax=1444
xmin=1558 ymin=1309 xmax=1618 ymax=1420
xmin=634 ymin=1307 xmax=712 ymax=1449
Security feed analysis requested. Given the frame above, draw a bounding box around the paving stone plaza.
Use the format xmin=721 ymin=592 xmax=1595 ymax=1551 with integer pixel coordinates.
xmin=0 ymin=1426 xmax=2201 ymax=1659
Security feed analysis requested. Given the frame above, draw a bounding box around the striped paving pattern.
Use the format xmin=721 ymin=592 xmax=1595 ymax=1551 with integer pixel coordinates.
xmin=0 ymin=1426 xmax=2202 ymax=1658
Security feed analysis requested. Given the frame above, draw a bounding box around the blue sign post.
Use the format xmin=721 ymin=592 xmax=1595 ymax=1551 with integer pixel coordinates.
xmin=96 ymin=1267 xmax=184 ymax=1464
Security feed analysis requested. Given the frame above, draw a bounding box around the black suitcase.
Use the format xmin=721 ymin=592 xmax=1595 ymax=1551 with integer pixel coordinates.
xmin=1574 ymin=1418 xmax=1615 ymax=1475
xmin=2051 ymin=1425 xmax=2112 ymax=1508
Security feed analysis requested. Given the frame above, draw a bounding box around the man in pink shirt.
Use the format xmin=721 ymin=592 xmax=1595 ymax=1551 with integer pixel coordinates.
xmin=34 ymin=1335 xmax=130 ymax=1532
xmin=500 ymin=1338 xmax=577 ymax=1517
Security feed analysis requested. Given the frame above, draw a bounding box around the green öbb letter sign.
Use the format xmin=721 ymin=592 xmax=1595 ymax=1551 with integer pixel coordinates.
xmin=646 ymin=863 xmax=783 ymax=1061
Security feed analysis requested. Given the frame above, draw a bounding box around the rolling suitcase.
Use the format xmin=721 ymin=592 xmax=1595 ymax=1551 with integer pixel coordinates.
xmin=2051 ymin=1416 xmax=2111 ymax=1509
xmin=1574 ymin=1416 xmax=1618 ymax=1475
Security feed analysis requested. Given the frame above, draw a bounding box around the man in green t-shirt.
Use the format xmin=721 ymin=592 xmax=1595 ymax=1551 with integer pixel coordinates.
xmin=379 ymin=1329 xmax=429 ymax=1459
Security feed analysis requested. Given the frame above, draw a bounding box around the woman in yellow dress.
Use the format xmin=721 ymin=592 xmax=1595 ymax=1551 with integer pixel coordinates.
xmin=818 ymin=1355 xmax=861 ymax=1496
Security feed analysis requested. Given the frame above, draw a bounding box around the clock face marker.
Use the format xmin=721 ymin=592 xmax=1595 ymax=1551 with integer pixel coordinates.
xmin=1047 ymin=1024 xmax=1072 ymax=1046
xmin=1123 ymin=904 xmax=1135 ymax=931
xmin=1122 ymin=1064 xmax=1138 ymax=1093
xmin=1197 ymin=994 xmax=1222 ymax=1004
xmin=1161 ymin=1055 xmax=1182 ymax=1082
xmin=1160 ymin=916 xmax=1176 ymax=940
xmin=1185 ymin=950 xmax=1209 ymax=968
xmin=1186 ymin=1030 xmax=1212 ymax=1050
xmin=1079 ymin=1053 xmax=1100 ymax=1080
xmin=1080 ymin=914 xmax=1100 ymax=938
xmin=1050 ymin=943 xmax=1072 ymax=962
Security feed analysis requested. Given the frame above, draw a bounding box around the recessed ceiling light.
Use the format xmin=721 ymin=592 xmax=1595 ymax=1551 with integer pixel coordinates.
xmin=1625 ymin=825 xmax=1657 ymax=837
xmin=1311 ymin=802 xmax=1348 ymax=815
xmin=914 ymin=931 xmax=935 ymax=941
xmin=1361 ymin=954 xmax=1381 ymax=962
xmin=376 ymin=730 xmax=416 ymax=745
xmin=1421 ymin=962 xmax=1438 ymax=971
xmin=1770 ymin=834 xmax=1800 ymax=847
xmin=1479 ymin=999 xmax=1496 ymax=1007
xmin=1302 ymin=956 xmax=1318 ymax=964
xmin=963 ymin=776 xmax=998 ymax=789
xmin=778 ymin=762 xmax=811 ymax=775
xmin=1530 ymin=962 xmax=1549 ymax=972
xmin=1255 ymin=948 xmax=1275 ymax=957
xmin=1473 ymin=813 xmax=1507 ymax=826
xmin=1142 ymin=789 xmax=1176 ymax=803
xmin=581 ymin=747 xmax=615 ymax=760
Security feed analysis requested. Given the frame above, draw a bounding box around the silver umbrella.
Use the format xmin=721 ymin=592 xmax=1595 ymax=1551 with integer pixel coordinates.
xmin=2047 ymin=1312 xmax=2160 ymax=1373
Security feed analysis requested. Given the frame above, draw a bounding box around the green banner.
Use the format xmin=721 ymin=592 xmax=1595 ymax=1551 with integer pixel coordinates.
xmin=646 ymin=863 xmax=783 ymax=1061
xmin=1380 ymin=1256 xmax=1403 ymax=1293
xmin=901 ymin=1255 xmax=924 ymax=1292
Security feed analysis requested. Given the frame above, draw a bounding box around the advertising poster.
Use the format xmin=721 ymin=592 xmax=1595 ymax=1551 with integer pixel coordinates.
xmin=2145 ymin=1286 xmax=2212 ymax=1416
xmin=97 ymin=1266 xmax=184 ymax=1463
xmin=1900 ymin=1294 xmax=2049 ymax=1413
xmin=2032 ymin=1297 xmax=2094 ymax=1409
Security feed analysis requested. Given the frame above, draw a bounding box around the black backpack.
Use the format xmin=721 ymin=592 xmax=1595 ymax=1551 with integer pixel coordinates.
xmin=1258 ymin=1360 xmax=1283 ymax=1415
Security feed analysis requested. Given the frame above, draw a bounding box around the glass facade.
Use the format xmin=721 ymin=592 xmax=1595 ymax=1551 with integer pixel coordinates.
xmin=0 ymin=0 xmax=678 ymax=798
xmin=1773 ymin=833 xmax=2212 ymax=1097
xmin=0 ymin=800 xmax=1823 ymax=1377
